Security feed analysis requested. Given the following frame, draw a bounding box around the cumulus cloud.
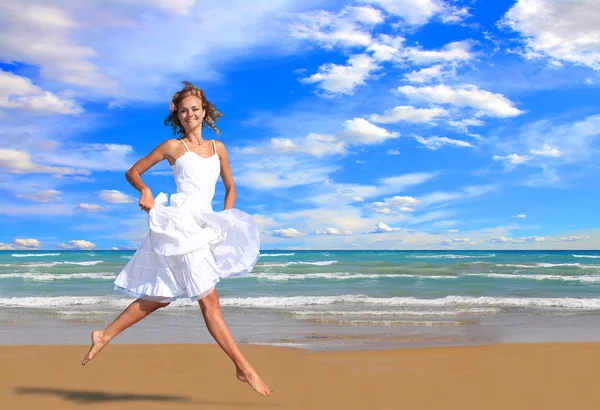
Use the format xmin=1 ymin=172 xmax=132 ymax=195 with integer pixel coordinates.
xmin=369 ymin=195 xmax=421 ymax=214
xmin=272 ymin=228 xmax=308 ymax=238
xmin=513 ymin=214 xmax=527 ymax=219
xmin=59 ymin=239 xmax=96 ymax=249
xmin=99 ymin=190 xmax=135 ymax=204
xmin=530 ymin=144 xmax=562 ymax=157
xmin=302 ymin=54 xmax=381 ymax=96
xmin=338 ymin=118 xmax=399 ymax=143
xmin=404 ymin=40 xmax=474 ymax=64
xmin=492 ymin=153 xmax=532 ymax=170
xmin=14 ymin=238 xmax=42 ymax=248
xmin=0 ymin=70 xmax=82 ymax=114
xmin=77 ymin=203 xmax=106 ymax=212
xmin=368 ymin=222 xmax=400 ymax=233
xmin=237 ymin=133 xmax=347 ymax=158
xmin=403 ymin=64 xmax=446 ymax=83
xmin=0 ymin=149 xmax=90 ymax=176
xmin=315 ymin=227 xmax=353 ymax=235
xmin=17 ymin=189 xmax=62 ymax=203
xmin=413 ymin=135 xmax=474 ymax=150
xmin=360 ymin=0 xmax=469 ymax=26
xmin=489 ymin=235 xmax=588 ymax=244
xmin=397 ymin=84 xmax=524 ymax=118
xmin=504 ymin=0 xmax=600 ymax=70
xmin=386 ymin=149 xmax=400 ymax=155
xmin=369 ymin=106 xmax=448 ymax=124
xmin=288 ymin=6 xmax=384 ymax=49
xmin=442 ymin=237 xmax=475 ymax=245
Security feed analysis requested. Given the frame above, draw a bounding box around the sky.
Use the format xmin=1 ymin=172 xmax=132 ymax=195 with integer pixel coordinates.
xmin=0 ymin=0 xmax=599 ymax=251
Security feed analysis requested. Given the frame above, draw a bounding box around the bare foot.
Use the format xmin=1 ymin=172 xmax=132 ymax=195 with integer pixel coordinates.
xmin=81 ymin=330 xmax=108 ymax=366
xmin=236 ymin=366 xmax=273 ymax=396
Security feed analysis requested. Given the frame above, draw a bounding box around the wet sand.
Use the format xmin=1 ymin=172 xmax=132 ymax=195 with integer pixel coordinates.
xmin=0 ymin=342 xmax=598 ymax=409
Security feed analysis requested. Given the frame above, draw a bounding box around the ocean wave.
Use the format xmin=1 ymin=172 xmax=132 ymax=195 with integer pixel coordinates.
xmin=408 ymin=254 xmax=496 ymax=259
xmin=496 ymin=263 xmax=600 ymax=269
xmin=3 ymin=295 xmax=600 ymax=310
xmin=259 ymin=253 xmax=295 ymax=257
xmin=220 ymin=295 xmax=600 ymax=310
xmin=11 ymin=253 xmax=60 ymax=257
xmin=310 ymin=319 xmax=471 ymax=326
xmin=290 ymin=308 xmax=500 ymax=316
xmin=246 ymin=272 xmax=457 ymax=281
xmin=465 ymin=273 xmax=600 ymax=283
xmin=573 ymin=254 xmax=600 ymax=259
xmin=0 ymin=272 xmax=116 ymax=281
xmin=258 ymin=260 xmax=338 ymax=268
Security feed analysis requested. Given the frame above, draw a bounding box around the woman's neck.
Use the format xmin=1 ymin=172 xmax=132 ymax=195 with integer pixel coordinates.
xmin=185 ymin=129 xmax=203 ymax=144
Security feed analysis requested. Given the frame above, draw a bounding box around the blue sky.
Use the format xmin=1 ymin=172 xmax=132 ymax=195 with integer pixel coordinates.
xmin=0 ymin=0 xmax=599 ymax=250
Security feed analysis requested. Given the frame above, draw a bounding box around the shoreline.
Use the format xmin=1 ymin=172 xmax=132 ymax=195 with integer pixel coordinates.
xmin=1 ymin=342 xmax=598 ymax=409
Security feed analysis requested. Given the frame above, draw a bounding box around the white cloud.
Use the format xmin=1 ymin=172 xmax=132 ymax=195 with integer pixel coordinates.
xmin=445 ymin=229 xmax=459 ymax=233
xmin=17 ymin=189 xmax=62 ymax=203
xmin=302 ymin=54 xmax=381 ymax=96
xmin=77 ymin=203 xmax=106 ymax=212
xmin=236 ymin=155 xmax=338 ymax=190
xmin=530 ymin=144 xmax=562 ymax=157
xmin=403 ymin=64 xmax=446 ymax=83
xmin=272 ymin=228 xmax=307 ymax=238
xmin=404 ymin=40 xmax=474 ymax=64
xmin=413 ymin=135 xmax=475 ymax=150
xmin=369 ymin=105 xmax=448 ymax=124
xmin=253 ymin=214 xmax=279 ymax=230
xmin=489 ymin=235 xmax=589 ymax=244
xmin=442 ymin=237 xmax=475 ymax=246
xmin=504 ymin=0 xmax=600 ymax=70
xmin=0 ymin=149 xmax=90 ymax=175
xmin=315 ymin=228 xmax=353 ymax=235
xmin=99 ymin=190 xmax=135 ymax=204
xmin=59 ymin=239 xmax=96 ymax=249
xmin=386 ymin=149 xmax=400 ymax=155
xmin=397 ymin=84 xmax=524 ymax=118
xmin=369 ymin=222 xmax=400 ymax=233
xmin=0 ymin=70 xmax=82 ymax=114
xmin=492 ymin=153 xmax=532 ymax=170
xmin=13 ymin=238 xmax=42 ymax=248
xmin=420 ymin=184 xmax=496 ymax=206
xmin=288 ymin=6 xmax=383 ymax=49
xmin=369 ymin=195 xmax=421 ymax=214
xmin=37 ymin=142 xmax=135 ymax=172
xmin=237 ymin=133 xmax=347 ymax=158
xmin=360 ymin=0 xmax=469 ymax=26
xmin=513 ymin=214 xmax=527 ymax=219
xmin=338 ymin=118 xmax=399 ymax=143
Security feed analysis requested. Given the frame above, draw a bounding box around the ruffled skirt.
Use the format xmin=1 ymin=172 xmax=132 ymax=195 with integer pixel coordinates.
xmin=114 ymin=193 xmax=260 ymax=302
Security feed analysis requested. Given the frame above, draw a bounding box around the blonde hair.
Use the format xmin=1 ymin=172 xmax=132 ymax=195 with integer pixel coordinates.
xmin=164 ymin=81 xmax=224 ymax=135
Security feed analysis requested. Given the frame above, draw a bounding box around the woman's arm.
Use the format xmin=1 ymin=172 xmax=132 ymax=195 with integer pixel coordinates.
xmin=126 ymin=140 xmax=176 ymax=212
xmin=216 ymin=140 xmax=236 ymax=210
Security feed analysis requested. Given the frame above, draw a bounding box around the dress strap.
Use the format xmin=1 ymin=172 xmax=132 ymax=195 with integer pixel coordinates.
xmin=212 ymin=139 xmax=217 ymax=156
xmin=180 ymin=139 xmax=191 ymax=152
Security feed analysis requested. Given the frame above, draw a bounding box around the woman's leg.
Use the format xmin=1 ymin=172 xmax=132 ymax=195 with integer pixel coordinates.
xmin=81 ymin=298 xmax=170 ymax=366
xmin=198 ymin=289 xmax=273 ymax=396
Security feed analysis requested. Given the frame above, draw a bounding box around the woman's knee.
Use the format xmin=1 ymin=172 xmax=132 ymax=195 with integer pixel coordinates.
xmin=199 ymin=289 xmax=220 ymax=311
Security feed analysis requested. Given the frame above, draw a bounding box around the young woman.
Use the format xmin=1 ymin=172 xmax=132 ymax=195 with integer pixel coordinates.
xmin=81 ymin=82 xmax=272 ymax=396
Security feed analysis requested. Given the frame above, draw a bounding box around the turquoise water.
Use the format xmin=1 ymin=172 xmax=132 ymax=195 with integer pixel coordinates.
xmin=1 ymin=250 xmax=600 ymax=349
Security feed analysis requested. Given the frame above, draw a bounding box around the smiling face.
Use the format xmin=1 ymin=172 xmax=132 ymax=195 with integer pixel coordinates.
xmin=177 ymin=95 xmax=205 ymax=133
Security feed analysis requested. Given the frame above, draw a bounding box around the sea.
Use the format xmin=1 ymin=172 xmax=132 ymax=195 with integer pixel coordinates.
xmin=1 ymin=250 xmax=600 ymax=351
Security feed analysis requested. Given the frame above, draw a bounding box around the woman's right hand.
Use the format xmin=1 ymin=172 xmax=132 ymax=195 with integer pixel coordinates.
xmin=139 ymin=189 xmax=155 ymax=212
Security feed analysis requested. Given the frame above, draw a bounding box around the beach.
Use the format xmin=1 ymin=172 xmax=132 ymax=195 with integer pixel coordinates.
xmin=1 ymin=342 xmax=598 ymax=409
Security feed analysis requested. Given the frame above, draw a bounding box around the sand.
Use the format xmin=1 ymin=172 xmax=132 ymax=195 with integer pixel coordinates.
xmin=0 ymin=342 xmax=598 ymax=410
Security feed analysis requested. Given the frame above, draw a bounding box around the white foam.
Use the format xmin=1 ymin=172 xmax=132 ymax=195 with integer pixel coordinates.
xmin=497 ymin=263 xmax=600 ymax=269
xmin=0 ymin=272 xmax=116 ymax=281
xmin=573 ymin=254 xmax=600 ymax=259
xmin=408 ymin=254 xmax=496 ymax=259
xmin=14 ymin=260 xmax=104 ymax=267
xmin=12 ymin=253 xmax=60 ymax=257
xmin=311 ymin=319 xmax=469 ymax=326
xmin=290 ymin=308 xmax=500 ymax=316
xmin=258 ymin=260 xmax=337 ymax=268
xmin=466 ymin=273 xmax=600 ymax=283
xmin=4 ymin=295 xmax=600 ymax=311
xmin=220 ymin=295 xmax=600 ymax=310
xmin=246 ymin=272 xmax=457 ymax=281
xmin=259 ymin=253 xmax=295 ymax=257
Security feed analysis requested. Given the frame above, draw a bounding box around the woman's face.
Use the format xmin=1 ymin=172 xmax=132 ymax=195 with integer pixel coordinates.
xmin=177 ymin=95 xmax=205 ymax=133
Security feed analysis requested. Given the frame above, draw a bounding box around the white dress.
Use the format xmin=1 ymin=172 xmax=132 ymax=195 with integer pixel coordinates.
xmin=114 ymin=139 xmax=260 ymax=302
